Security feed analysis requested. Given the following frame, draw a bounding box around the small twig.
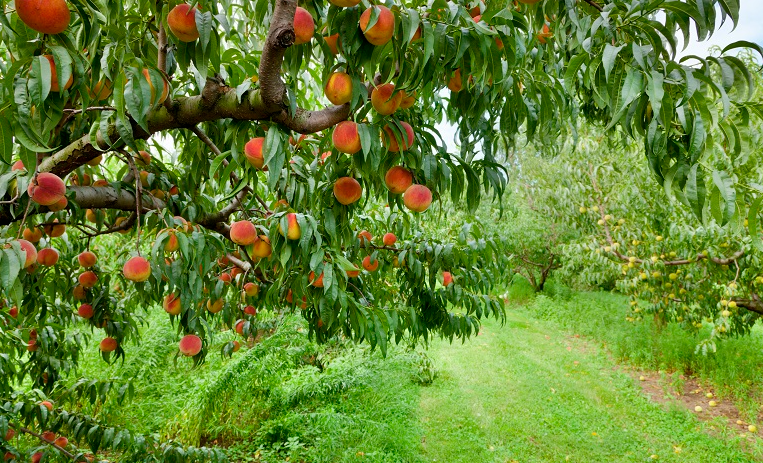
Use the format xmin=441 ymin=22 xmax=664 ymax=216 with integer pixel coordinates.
xmin=62 ymin=106 xmax=117 ymax=115
xmin=158 ymin=22 xmax=168 ymax=73
xmin=581 ymin=0 xmax=604 ymax=12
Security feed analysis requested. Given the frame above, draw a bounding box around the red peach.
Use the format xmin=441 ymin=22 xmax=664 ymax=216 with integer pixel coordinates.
xmin=219 ymin=273 xmax=232 ymax=284
xmin=167 ymin=4 xmax=200 ymax=42
xmin=383 ymin=122 xmax=415 ymax=152
xmin=385 ymin=166 xmax=413 ymax=194
xmin=78 ymin=251 xmax=97 ymax=268
xmin=371 ymin=83 xmax=402 ymax=115
xmin=43 ymin=219 xmax=65 ymax=237
xmin=332 ymin=121 xmax=361 ymax=154
xmin=293 ymin=7 xmax=315 ymax=45
xmin=309 ymin=271 xmax=324 ymax=287
xmin=325 ymin=72 xmax=353 ymax=105
xmin=230 ymin=220 xmax=257 ymax=246
xmin=163 ymin=294 xmax=181 ymax=315
xmin=11 ymin=160 xmax=25 ymax=171
xmin=244 ymin=305 xmax=257 ymax=315
xmin=77 ymin=303 xmax=94 ymax=319
xmin=36 ymin=248 xmax=59 ymax=266
xmin=179 ymin=334 xmax=202 ymax=356
xmin=165 ymin=232 xmax=179 ymax=252
xmin=40 ymin=55 xmax=73 ymax=92
xmin=358 ymin=230 xmax=372 ymax=247
xmin=78 ymin=271 xmax=98 ymax=288
xmin=123 ymin=256 xmax=151 ymax=282
xmin=333 ymin=177 xmax=362 ymax=205
xmin=28 ymin=172 xmax=66 ymax=206
xmin=362 ymin=255 xmax=379 ymax=272
xmin=15 ymin=239 xmax=37 ymax=268
xmin=403 ymin=184 xmax=433 ymax=212
xmin=40 ymin=401 xmax=53 ymax=411
xmin=22 ymin=227 xmax=42 ymax=243
xmin=72 ymin=285 xmax=87 ymax=301
xmin=244 ymin=137 xmax=265 ymax=169
xmin=346 ymin=267 xmax=360 ymax=278
xmin=383 ymin=233 xmax=397 ymax=246
xmin=99 ymin=337 xmax=118 ymax=352
xmin=359 ymin=5 xmax=395 ymax=46
xmin=54 ymin=436 xmax=68 ymax=447
xmin=15 ymin=0 xmax=70 ymax=34
xmin=443 ymin=271 xmax=453 ymax=286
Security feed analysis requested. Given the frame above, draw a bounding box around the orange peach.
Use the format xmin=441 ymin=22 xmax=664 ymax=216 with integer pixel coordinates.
xmin=536 ymin=23 xmax=552 ymax=44
xmin=447 ymin=69 xmax=463 ymax=92
xmin=309 ymin=271 xmax=324 ymax=287
xmin=163 ymin=294 xmax=181 ymax=315
xmin=99 ymin=337 xmax=118 ymax=352
xmin=41 ymin=431 xmax=55 ymax=442
xmin=382 ymin=233 xmax=396 ymax=246
xmin=88 ymin=80 xmax=112 ymax=101
xmin=207 ymin=299 xmax=224 ymax=313
xmin=332 ymin=121 xmax=361 ymax=154
xmin=384 ymin=166 xmax=413 ymax=194
xmin=136 ymin=150 xmax=151 ymax=166
xmin=40 ymin=55 xmax=73 ymax=92
xmin=28 ymin=172 xmax=66 ymax=206
xmin=123 ymin=256 xmax=151 ymax=282
xmin=403 ymin=184 xmax=433 ymax=212
xmin=54 ymin=436 xmax=68 ymax=448
xmin=383 ymin=122 xmax=415 ymax=152
xmin=78 ymin=271 xmax=98 ymax=288
xmin=293 ymin=7 xmax=315 ymax=45
xmin=165 ymin=232 xmax=179 ymax=252
xmin=324 ymin=34 xmax=340 ymax=54
xmin=371 ymin=83 xmax=402 ymax=115
xmin=219 ymin=273 xmax=232 ymax=284
xmin=333 ymin=177 xmax=362 ymax=205
xmin=357 ymin=230 xmax=372 ymax=246
xmin=179 ymin=334 xmax=202 ymax=356
xmin=359 ymin=5 xmax=395 ymax=46
xmin=78 ymin=251 xmax=97 ymax=268
xmin=244 ymin=137 xmax=265 ymax=169
xmin=72 ymin=284 xmax=86 ymax=301
xmin=362 ymin=255 xmax=379 ymax=272
xmin=325 ymin=72 xmax=353 ymax=105
xmin=243 ymin=282 xmax=259 ymax=296
xmin=247 ymin=235 xmax=270 ymax=259
xmin=48 ymin=196 xmax=68 ymax=212
xmin=43 ymin=219 xmax=65 ymax=237
xmin=399 ymin=90 xmax=416 ymax=109
xmin=36 ymin=248 xmax=59 ymax=266
xmin=141 ymin=68 xmax=169 ymax=104
xmin=16 ymin=0 xmax=70 ymax=34
xmin=279 ymin=213 xmax=301 ymax=240
xmin=410 ymin=26 xmax=422 ymax=42
xmin=15 ymin=239 xmax=37 ymax=268
xmin=230 ymin=220 xmax=257 ymax=245
xmin=442 ymin=271 xmax=453 ymax=286
xmin=22 ymin=227 xmax=42 ymax=243
xmin=40 ymin=401 xmax=53 ymax=411
xmin=346 ymin=266 xmax=360 ymax=278
xmin=167 ymin=4 xmax=200 ymax=42
xmin=230 ymin=267 xmax=243 ymax=278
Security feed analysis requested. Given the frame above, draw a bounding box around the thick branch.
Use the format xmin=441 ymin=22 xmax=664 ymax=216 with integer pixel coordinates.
xmin=734 ymin=294 xmax=763 ymax=315
xmin=272 ymin=105 xmax=351 ymax=133
xmin=259 ymin=0 xmax=297 ymax=109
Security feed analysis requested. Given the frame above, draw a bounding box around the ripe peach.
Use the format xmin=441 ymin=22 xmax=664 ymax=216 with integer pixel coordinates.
xmin=251 ymin=235 xmax=272 ymax=258
xmin=384 ymin=166 xmax=413 ymax=194
xmin=332 ymin=121 xmax=361 ymax=154
xmin=88 ymin=80 xmax=112 ymax=101
xmin=78 ymin=251 xmax=97 ymax=268
xmin=78 ymin=271 xmax=98 ymax=288
xmin=333 ymin=177 xmax=362 ymax=205
xmin=359 ymin=5 xmax=395 ymax=46
xmin=244 ymin=282 xmax=259 ymax=296
xmin=309 ymin=271 xmax=324 ymax=287
xmin=8 ymin=306 xmax=18 ymax=318
xmin=31 ymin=452 xmax=43 ymax=463
xmin=48 ymin=196 xmax=68 ymax=212
xmin=15 ymin=239 xmax=37 ymax=268
xmin=99 ymin=337 xmax=118 ymax=352
xmin=447 ymin=69 xmax=463 ymax=92
xmin=123 ymin=256 xmax=151 ymax=282
xmin=330 ymin=0 xmax=360 ymax=6
xmin=207 ymin=299 xmax=224 ymax=313
xmin=77 ymin=303 xmax=94 ymax=319
xmin=286 ymin=289 xmax=308 ymax=308
xmin=325 ymin=72 xmax=353 ymax=105
xmin=27 ymin=339 xmax=38 ymax=352
xmin=163 ymin=294 xmax=181 ymax=315
xmin=40 ymin=401 xmax=53 ymax=411
xmin=244 ymin=305 xmax=257 ymax=315
xmin=383 ymin=233 xmax=397 ymax=246
xmin=42 ymin=55 xmax=73 ymax=92
xmin=54 ymin=436 xmax=68 ymax=448
xmin=403 ymin=184 xmax=433 ymax=212
xmin=293 ymin=7 xmax=315 ymax=45
xmin=346 ymin=266 xmax=360 ymax=278
xmin=219 ymin=273 xmax=232 ymax=284
xmin=28 ymin=172 xmax=66 ymax=206
xmin=410 ymin=26 xmax=422 ymax=42
xmin=141 ymin=68 xmax=169 ymax=104
xmin=36 ymin=248 xmax=59 ymax=266
xmin=4 ymin=428 xmax=15 ymax=441
xmin=358 ymin=230 xmax=372 ymax=246
xmin=43 ymin=219 xmax=65 ymax=237
xmin=15 ymin=0 xmax=70 ymax=34
xmin=383 ymin=122 xmax=415 ymax=152
xmin=167 ymin=4 xmax=200 ymax=42
xmin=92 ymin=179 xmax=109 ymax=187
xmin=324 ymin=34 xmax=340 ymax=54
xmin=536 ymin=23 xmax=552 ymax=44
xmin=139 ymin=170 xmax=150 ymax=187
xmin=371 ymin=83 xmax=402 ymax=115
xmin=244 ymin=137 xmax=265 ymax=169
xmin=85 ymin=209 xmax=98 ymax=223
xmin=232 ymin=340 xmax=241 ymax=352
xmin=235 ymin=319 xmax=246 ymax=335
xmin=41 ymin=431 xmax=55 ymax=442
xmin=399 ymin=90 xmax=416 ymax=109
xmin=179 ymin=334 xmax=202 ymax=356
xmin=362 ymin=255 xmax=379 ymax=272
xmin=230 ymin=220 xmax=257 ymax=245
xmin=165 ymin=232 xmax=179 ymax=252
xmin=279 ymin=213 xmax=301 ymax=240
xmin=11 ymin=160 xmax=25 ymax=171
xmin=169 ymin=185 xmax=180 ymax=195
xmin=72 ymin=285 xmax=86 ymax=300
xmin=442 ymin=271 xmax=453 ymax=286
xmin=22 ymin=227 xmax=42 ymax=242
xmin=136 ymin=150 xmax=151 ymax=166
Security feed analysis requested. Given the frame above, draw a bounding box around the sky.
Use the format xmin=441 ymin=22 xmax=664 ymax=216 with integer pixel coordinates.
xmin=435 ymin=2 xmax=763 ymax=152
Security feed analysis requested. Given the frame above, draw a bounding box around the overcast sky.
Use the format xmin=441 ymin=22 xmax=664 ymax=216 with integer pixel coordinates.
xmin=435 ymin=3 xmax=763 ymax=152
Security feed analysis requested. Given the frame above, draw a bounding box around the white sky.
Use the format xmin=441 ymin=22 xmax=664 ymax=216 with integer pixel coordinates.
xmin=435 ymin=2 xmax=763 ymax=152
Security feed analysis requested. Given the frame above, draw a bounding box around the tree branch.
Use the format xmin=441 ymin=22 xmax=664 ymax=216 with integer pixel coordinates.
xmin=259 ymin=0 xmax=297 ymax=110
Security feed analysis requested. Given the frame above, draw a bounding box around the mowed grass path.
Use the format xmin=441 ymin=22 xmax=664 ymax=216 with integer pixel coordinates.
xmin=418 ymin=310 xmax=758 ymax=463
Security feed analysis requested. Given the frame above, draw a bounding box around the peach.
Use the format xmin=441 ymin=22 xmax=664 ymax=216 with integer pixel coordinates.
xmin=31 ymin=453 xmax=43 ymax=463
xmin=447 ymin=69 xmax=463 ymax=92
xmin=333 ymin=177 xmax=362 ymax=205
xmin=88 ymin=80 xmax=112 ymax=101
xmin=78 ymin=271 xmax=98 ymax=288
xmin=139 ymin=171 xmax=150 ymax=187
xmin=309 ymin=271 xmax=324 ymax=287
xmin=219 ymin=273 xmax=232 ymax=284
xmin=232 ymin=340 xmax=241 ymax=352
xmin=54 ymin=436 xmax=68 ymax=448
xmin=27 ymin=339 xmax=38 ymax=352
xmin=42 ymin=55 xmax=73 ymax=92
xmin=36 ymin=248 xmax=59 ymax=266
xmin=332 ymin=121 xmax=361 ymax=154
xmin=442 ymin=271 xmax=453 ymax=286
xmin=163 ymin=294 xmax=181 ymax=315
xmin=87 ymin=155 xmax=103 ymax=166
xmin=207 ymin=299 xmax=224 ymax=313
xmin=324 ymin=34 xmax=340 ymax=54
xmin=48 ymin=196 xmax=68 ymax=212
xmin=244 ymin=137 xmax=265 ymax=169
xmin=244 ymin=305 xmax=257 ymax=315
xmin=244 ymin=282 xmax=259 ymax=297
xmin=99 ymin=337 xmax=118 ymax=352
xmin=399 ymin=90 xmax=416 ymax=109
xmin=251 ymin=235 xmax=272 ymax=258
xmin=92 ymin=179 xmax=109 ymax=187
xmin=231 ymin=266 xmax=243 ymax=278
xmin=384 ymin=166 xmax=413 ymax=194
xmin=230 ymin=220 xmax=257 ymax=245
xmin=330 ymin=0 xmax=360 ymax=6
xmin=11 ymin=160 xmax=25 ymax=171
xmin=403 ymin=184 xmax=433 ymax=212
xmin=235 ymin=319 xmax=246 ymax=335
xmin=22 ymin=227 xmax=42 ymax=242
xmin=43 ymin=219 xmax=65 ymax=237
xmin=286 ymin=289 xmax=308 ymax=308
xmin=28 ymin=172 xmax=66 ymax=206
xmin=78 ymin=251 xmax=97 ymax=267
xmin=15 ymin=239 xmax=37 ymax=268
xmin=279 ymin=213 xmax=301 ymax=240
xmin=371 ymin=83 xmax=402 ymax=115
xmin=383 ymin=122 xmax=415 ymax=152
xmin=320 ymin=151 xmax=332 ymax=164
xmin=41 ymin=431 xmax=55 ymax=442
xmin=141 ymin=68 xmax=169 ymax=104
xmin=165 ymin=232 xmax=179 ymax=252
xmin=167 ymin=4 xmax=199 ymax=42
xmin=136 ymin=150 xmax=151 ymax=166
xmin=8 ymin=306 xmax=18 ymax=318
xmin=346 ymin=267 xmax=360 ymax=278
xmin=359 ymin=5 xmax=395 ymax=46
xmin=470 ymin=1 xmax=483 ymax=16
xmin=536 ymin=23 xmax=552 ymax=44
xmin=85 ymin=209 xmax=98 ymax=223
xmin=40 ymin=401 xmax=53 ymax=411
xmin=362 ymin=255 xmax=379 ymax=272
xmin=325 ymin=72 xmax=353 ymax=106
xmin=179 ymin=334 xmax=202 ymax=356
xmin=293 ymin=7 xmax=315 ymax=45
xmin=383 ymin=233 xmax=397 ymax=246
xmin=77 ymin=303 xmax=94 ymax=319
xmin=358 ymin=230 xmax=372 ymax=246
xmin=151 ymin=189 xmax=166 ymax=200
xmin=169 ymin=185 xmax=179 ymax=195
xmin=72 ymin=284 xmax=86 ymax=300
xmin=15 ymin=0 xmax=70 ymax=34
xmin=410 ymin=26 xmax=422 ymax=42
xmin=5 ymin=429 xmax=15 ymax=441
xmin=123 ymin=256 xmax=151 ymax=282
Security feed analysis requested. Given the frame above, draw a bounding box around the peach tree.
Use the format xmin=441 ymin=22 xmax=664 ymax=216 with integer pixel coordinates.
xmin=0 ymin=0 xmax=758 ymax=460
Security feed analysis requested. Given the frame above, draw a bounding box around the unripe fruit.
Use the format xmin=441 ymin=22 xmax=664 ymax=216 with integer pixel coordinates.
xmin=15 ymin=0 xmax=70 ymax=34
xmin=332 ymin=121 xmax=362 ymax=154
xmin=403 ymin=184 xmax=433 ymax=212
xmin=207 ymin=299 xmax=224 ymax=313
xmin=123 ymin=256 xmax=151 ymax=282
xmin=333 ymin=177 xmax=362 ymax=205
xmin=293 ymin=7 xmax=315 ymax=45
xmin=37 ymin=248 xmax=59 ymax=266
xmin=362 ymin=255 xmax=379 ymax=272
xmin=371 ymin=83 xmax=402 ymax=115
xmin=230 ymin=220 xmax=257 ymax=245
xmin=163 ymin=294 xmax=181 ymax=315
xmin=384 ymin=166 xmax=413 ymax=194
xmin=383 ymin=233 xmax=397 ymax=246
xmin=383 ymin=122 xmax=415 ymax=152
xmin=28 ymin=172 xmax=66 ymax=206
xmin=179 ymin=334 xmax=202 ymax=356
xmin=77 ymin=304 xmax=94 ymax=319
xmin=359 ymin=5 xmax=395 ymax=46
xmin=99 ymin=337 xmax=118 ymax=352
xmin=325 ymin=72 xmax=353 ymax=105
xmin=167 ymin=4 xmax=200 ymax=42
